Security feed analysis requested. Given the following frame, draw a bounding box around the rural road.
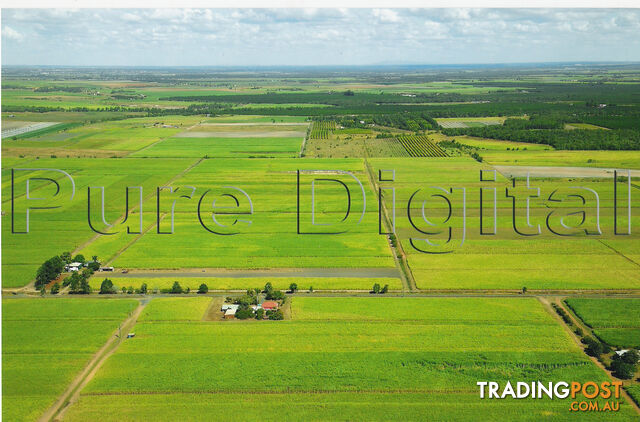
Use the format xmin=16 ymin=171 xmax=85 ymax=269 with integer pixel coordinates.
xmin=40 ymin=300 xmax=148 ymax=422
xmin=538 ymin=297 xmax=640 ymax=416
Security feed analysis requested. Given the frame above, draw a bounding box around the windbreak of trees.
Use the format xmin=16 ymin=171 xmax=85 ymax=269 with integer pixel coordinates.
xmin=336 ymin=112 xmax=439 ymax=131
xmin=442 ymin=126 xmax=640 ymax=150
xmin=33 ymin=86 xmax=85 ymax=93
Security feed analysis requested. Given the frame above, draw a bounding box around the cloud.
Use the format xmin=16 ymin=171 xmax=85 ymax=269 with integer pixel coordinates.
xmin=372 ymin=9 xmax=401 ymax=23
xmin=1 ymin=8 xmax=639 ymax=66
xmin=2 ymin=26 xmax=23 ymax=41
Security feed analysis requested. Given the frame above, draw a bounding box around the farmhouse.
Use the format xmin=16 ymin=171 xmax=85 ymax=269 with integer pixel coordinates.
xmin=99 ymin=266 xmax=114 ymax=272
xmin=261 ymin=301 xmax=279 ymax=311
xmin=65 ymin=262 xmax=83 ymax=272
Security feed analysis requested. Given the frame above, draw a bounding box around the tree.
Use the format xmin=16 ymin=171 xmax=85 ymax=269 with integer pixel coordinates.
xmin=268 ymin=309 xmax=284 ymax=320
xmin=121 ymin=286 xmax=127 ymax=294
xmin=69 ymin=274 xmax=80 ymax=292
xmin=309 ymin=286 xmax=314 ymax=293
xmin=372 ymin=283 xmax=381 ymax=294
xmin=88 ymin=261 xmax=100 ymax=272
xmin=255 ymin=308 xmax=265 ymax=320
xmin=522 ymin=287 xmax=527 ymax=294
xmin=78 ymin=278 xmax=91 ymax=295
xmin=35 ymin=256 xmax=65 ymax=290
xmin=584 ymin=338 xmax=607 ymax=357
xmin=60 ymin=251 xmax=72 ymax=264
xmin=198 ymin=283 xmax=209 ymax=294
xmin=264 ymin=282 xmax=273 ymax=294
xmin=620 ymin=350 xmax=640 ymax=365
xmin=289 ymin=283 xmax=298 ymax=293
xmin=380 ymin=284 xmax=389 ymax=294
xmin=127 ymin=286 xmax=134 ymax=294
xmin=253 ymin=288 xmax=261 ymax=296
xmin=610 ymin=360 xmax=636 ymax=380
xmin=72 ymin=254 xmax=86 ymax=263
xmin=50 ymin=283 xmax=60 ymax=294
xmin=99 ymin=278 xmax=116 ymax=294
xmin=235 ymin=306 xmax=254 ymax=320
xmin=266 ymin=290 xmax=285 ymax=301
xmin=92 ymin=255 xmax=98 ymax=262
xmin=139 ymin=283 xmax=148 ymax=294
xmin=171 ymin=281 xmax=183 ymax=294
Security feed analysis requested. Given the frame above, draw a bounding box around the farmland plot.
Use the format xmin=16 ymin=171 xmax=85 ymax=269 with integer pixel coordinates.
xmin=565 ymin=298 xmax=640 ymax=348
xmin=63 ymin=297 xmax=637 ymax=421
xmin=79 ymin=158 xmax=396 ymax=274
xmin=2 ymin=298 xmax=138 ymax=422
xmin=369 ymin=157 xmax=640 ymax=290
xmin=1 ymin=157 xmax=196 ymax=287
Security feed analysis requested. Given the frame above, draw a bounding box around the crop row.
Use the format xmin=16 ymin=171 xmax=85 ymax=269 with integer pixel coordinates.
xmin=309 ymin=121 xmax=336 ymax=139
xmin=396 ymin=135 xmax=448 ymax=157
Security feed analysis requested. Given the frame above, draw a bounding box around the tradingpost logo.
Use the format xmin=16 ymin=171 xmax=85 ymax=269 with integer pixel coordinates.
xmin=477 ymin=381 xmax=624 ymax=412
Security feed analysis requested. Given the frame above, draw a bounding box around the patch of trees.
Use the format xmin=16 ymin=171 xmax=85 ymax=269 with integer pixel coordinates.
xmin=99 ymin=278 xmax=117 ymax=294
xmin=371 ymin=283 xmax=389 ymax=294
xmin=582 ymin=336 xmax=612 ymax=357
xmin=33 ymin=86 xmax=85 ymax=93
xmin=264 ymin=282 xmax=286 ymax=301
xmin=610 ymin=350 xmax=639 ymax=380
xmin=442 ymin=126 xmax=640 ymax=150
xmin=337 ymin=111 xmax=439 ymax=132
xmin=551 ymin=303 xmax=574 ymax=325
xmin=35 ymin=256 xmax=65 ymax=290
xmin=66 ymin=270 xmax=92 ymax=294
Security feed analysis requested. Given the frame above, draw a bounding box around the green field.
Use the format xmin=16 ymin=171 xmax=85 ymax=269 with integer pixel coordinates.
xmin=61 ymin=297 xmax=637 ymax=421
xmin=565 ymin=298 xmax=640 ymax=348
xmin=78 ymin=158 xmax=395 ymax=272
xmin=89 ymin=276 xmax=402 ymax=291
xmin=1 ymin=157 xmax=197 ymax=287
xmin=2 ymin=298 xmax=138 ymax=422
xmin=4 ymin=30 xmax=640 ymax=422
xmin=369 ymin=157 xmax=640 ymax=290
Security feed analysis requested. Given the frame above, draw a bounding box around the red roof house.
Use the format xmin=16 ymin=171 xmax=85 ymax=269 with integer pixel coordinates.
xmin=262 ymin=301 xmax=279 ymax=311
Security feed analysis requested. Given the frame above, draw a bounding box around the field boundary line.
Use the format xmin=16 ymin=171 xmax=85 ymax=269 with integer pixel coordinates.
xmin=40 ymin=299 xmax=148 ymax=422
xmin=538 ymin=296 xmax=640 ymax=416
xmin=104 ymin=213 xmax=168 ymax=266
xmin=299 ymin=120 xmax=311 ymax=157
xmin=597 ymin=239 xmax=640 ymax=268
xmin=362 ymin=157 xmax=416 ymax=292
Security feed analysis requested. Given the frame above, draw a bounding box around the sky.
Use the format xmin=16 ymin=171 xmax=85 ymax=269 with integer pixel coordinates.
xmin=2 ymin=8 xmax=640 ymax=66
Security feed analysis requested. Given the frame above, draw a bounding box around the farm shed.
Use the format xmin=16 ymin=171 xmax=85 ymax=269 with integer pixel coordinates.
xmin=221 ymin=304 xmax=239 ymax=312
xmin=224 ymin=308 xmax=237 ymax=319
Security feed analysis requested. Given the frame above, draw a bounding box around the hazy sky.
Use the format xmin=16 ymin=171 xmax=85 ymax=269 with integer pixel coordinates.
xmin=2 ymin=8 xmax=640 ymax=66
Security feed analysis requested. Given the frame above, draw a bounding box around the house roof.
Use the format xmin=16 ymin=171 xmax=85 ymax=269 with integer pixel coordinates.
xmin=221 ymin=304 xmax=239 ymax=311
xmin=224 ymin=308 xmax=237 ymax=315
xmin=262 ymin=301 xmax=278 ymax=309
